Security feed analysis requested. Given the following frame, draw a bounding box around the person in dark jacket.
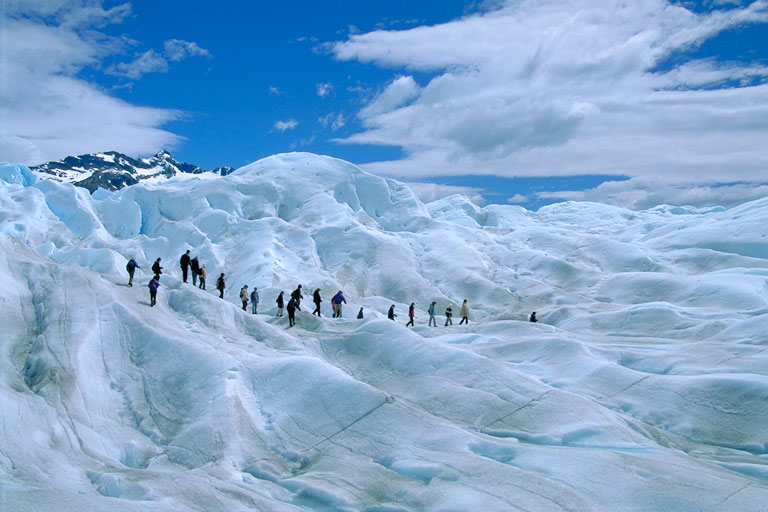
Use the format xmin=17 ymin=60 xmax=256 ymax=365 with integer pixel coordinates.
xmin=148 ymin=275 xmax=160 ymax=306
xmin=190 ymin=256 xmax=200 ymax=286
xmin=250 ymin=287 xmax=259 ymax=314
xmin=388 ymin=305 xmax=397 ymax=320
xmin=406 ymin=303 xmax=415 ymax=326
xmin=312 ymin=288 xmax=322 ymax=316
xmin=331 ymin=291 xmax=347 ymax=318
xmin=530 ymin=311 xmax=538 ymax=323
xmin=357 ymin=307 xmax=364 ymax=319
xmin=151 ymin=257 xmax=163 ymax=276
xmin=217 ymin=273 xmax=226 ymax=298
xmin=445 ymin=305 xmax=453 ymax=326
xmin=276 ymin=291 xmax=284 ymax=316
xmin=287 ymin=297 xmax=297 ymax=327
xmin=180 ymin=250 xmax=191 ymax=282
xmin=126 ymin=257 xmax=140 ymax=287
xmin=291 ymin=285 xmax=303 ymax=308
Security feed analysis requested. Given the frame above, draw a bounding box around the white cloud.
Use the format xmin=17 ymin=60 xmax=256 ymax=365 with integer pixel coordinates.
xmin=269 ymin=85 xmax=282 ymax=95
xmin=359 ymin=76 xmax=420 ymax=119
xmin=108 ymin=49 xmax=169 ymax=79
xmin=164 ymin=39 xmax=212 ymax=62
xmin=507 ymin=194 xmax=528 ymax=204
xmin=537 ymin=177 xmax=768 ymax=210
xmin=0 ymin=9 xmax=181 ymax=165
xmin=319 ymin=112 xmax=346 ymax=131
xmin=274 ymin=119 xmax=299 ymax=132
xmin=316 ymin=82 xmax=334 ymax=97
xmin=331 ymin=0 xmax=768 ymax=184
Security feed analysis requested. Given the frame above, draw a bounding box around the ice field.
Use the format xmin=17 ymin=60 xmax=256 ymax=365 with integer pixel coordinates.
xmin=1 ymin=153 xmax=767 ymax=511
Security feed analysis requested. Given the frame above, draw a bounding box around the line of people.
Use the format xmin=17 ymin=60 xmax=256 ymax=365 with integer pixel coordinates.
xmin=129 ymin=252 xmax=541 ymax=324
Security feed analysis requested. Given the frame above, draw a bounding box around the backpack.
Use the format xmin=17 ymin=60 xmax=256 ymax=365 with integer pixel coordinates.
xmin=126 ymin=260 xmax=135 ymax=272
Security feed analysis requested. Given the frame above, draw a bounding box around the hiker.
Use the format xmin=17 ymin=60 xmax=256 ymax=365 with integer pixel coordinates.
xmin=406 ymin=303 xmax=415 ymax=326
xmin=287 ymin=297 xmax=297 ymax=327
xmin=216 ymin=273 xmax=226 ymax=298
xmin=530 ymin=311 xmax=538 ymax=323
xmin=151 ymin=257 xmax=163 ymax=276
xmin=291 ymin=285 xmax=303 ymax=308
xmin=198 ymin=264 xmax=207 ymax=289
xmin=276 ymin=291 xmax=285 ymax=316
xmin=388 ymin=305 xmax=397 ymax=320
xmin=180 ymin=250 xmax=191 ymax=283
xmin=148 ymin=274 xmax=160 ymax=307
xmin=250 ymin=287 xmax=259 ymax=314
xmin=240 ymin=285 xmax=249 ymax=311
xmin=190 ymin=256 xmax=200 ymax=286
xmin=357 ymin=307 xmax=364 ymax=319
xmin=126 ymin=257 xmax=140 ymax=286
xmin=312 ymin=288 xmax=322 ymax=316
xmin=459 ymin=299 xmax=469 ymax=325
xmin=428 ymin=301 xmax=437 ymax=327
xmin=331 ymin=291 xmax=347 ymax=318
xmin=445 ymin=304 xmax=453 ymax=326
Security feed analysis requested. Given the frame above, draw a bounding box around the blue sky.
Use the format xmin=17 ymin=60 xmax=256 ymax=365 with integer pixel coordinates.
xmin=2 ymin=0 xmax=768 ymax=209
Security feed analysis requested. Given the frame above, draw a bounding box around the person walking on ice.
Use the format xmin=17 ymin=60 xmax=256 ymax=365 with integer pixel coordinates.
xmin=406 ymin=303 xmax=415 ymax=326
xmin=530 ymin=311 xmax=538 ymax=323
xmin=428 ymin=301 xmax=437 ymax=327
xmin=190 ymin=256 xmax=200 ymax=286
xmin=250 ymin=287 xmax=259 ymax=314
xmin=276 ymin=291 xmax=285 ymax=316
xmin=312 ymin=288 xmax=322 ymax=316
xmin=152 ymin=257 xmax=163 ymax=276
xmin=180 ymin=250 xmax=191 ymax=283
xmin=445 ymin=304 xmax=453 ymax=326
xmin=217 ymin=273 xmax=226 ymax=298
xmin=126 ymin=257 xmax=140 ymax=286
xmin=388 ymin=305 xmax=397 ymax=320
xmin=240 ymin=285 xmax=249 ymax=311
xmin=331 ymin=291 xmax=347 ymax=318
xmin=148 ymin=274 xmax=160 ymax=307
xmin=198 ymin=264 xmax=207 ymax=289
xmin=287 ymin=297 xmax=298 ymax=327
xmin=357 ymin=307 xmax=364 ymax=319
xmin=459 ymin=299 xmax=469 ymax=325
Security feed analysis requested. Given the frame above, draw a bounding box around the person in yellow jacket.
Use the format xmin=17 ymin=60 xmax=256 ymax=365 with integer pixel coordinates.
xmin=459 ymin=299 xmax=469 ymax=325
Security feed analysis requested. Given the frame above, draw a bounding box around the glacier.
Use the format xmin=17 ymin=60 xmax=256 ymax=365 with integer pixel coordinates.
xmin=1 ymin=153 xmax=767 ymax=511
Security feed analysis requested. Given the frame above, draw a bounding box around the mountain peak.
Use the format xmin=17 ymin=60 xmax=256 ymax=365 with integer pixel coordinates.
xmin=31 ymin=150 xmax=233 ymax=193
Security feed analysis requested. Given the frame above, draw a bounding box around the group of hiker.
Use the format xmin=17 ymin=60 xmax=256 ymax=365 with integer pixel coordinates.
xmin=128 ymin=251 xmax=541 ymax=324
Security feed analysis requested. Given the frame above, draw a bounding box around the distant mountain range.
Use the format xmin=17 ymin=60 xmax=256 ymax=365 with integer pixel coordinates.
xmin=31 ymin=150 xmax=235 ymax=193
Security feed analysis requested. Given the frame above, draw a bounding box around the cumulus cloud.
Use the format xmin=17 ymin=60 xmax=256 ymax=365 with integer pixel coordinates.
xmin=537 ymin=177 xmax=768 ymax=210
xmin=274 ymin=119 xmax=299 ymax=132
xmin=164 ymin=39 xmax=212 ymax=62
xmin=108 ymin=38 xmax=211 ymax=79
xmin=0 ymin=3 xmax=183 ymax=165
xmin=331 ymin=0 xmax=768 ymax=184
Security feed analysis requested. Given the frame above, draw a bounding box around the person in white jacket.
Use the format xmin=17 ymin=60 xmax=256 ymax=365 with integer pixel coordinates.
xmin=239 ymin=285 xmax=249 ymax=311
xmin=459 ymin=299 xmax=469 ymax=325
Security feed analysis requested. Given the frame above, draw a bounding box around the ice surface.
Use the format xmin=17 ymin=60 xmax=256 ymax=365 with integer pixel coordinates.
xmin=1 ymin=152 xmax=768 ymax=511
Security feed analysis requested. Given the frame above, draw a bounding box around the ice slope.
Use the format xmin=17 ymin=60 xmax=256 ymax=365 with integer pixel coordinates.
xmin=1 ymin=154 xmax=768 ymax=511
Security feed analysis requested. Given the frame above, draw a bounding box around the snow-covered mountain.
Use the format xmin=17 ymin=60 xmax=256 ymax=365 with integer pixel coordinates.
xmin=30 ymin=150 xmax=234 ymax=193
xmin=1 ymin=153 xmax=768 ymax=511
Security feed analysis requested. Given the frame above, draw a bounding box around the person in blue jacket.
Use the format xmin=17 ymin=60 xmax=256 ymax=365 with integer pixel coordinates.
xmin=126 ymin=257 xmax=140 ymax=286
xmin=287 ymin=297 xmax=298 ymax=327
xmin=331 ymin=291 xmax=347 ymax=318
xmin=428 ymin=301 xmax=437 ymax=327
xmin=148 ymin=275 xmax=160 ymax=307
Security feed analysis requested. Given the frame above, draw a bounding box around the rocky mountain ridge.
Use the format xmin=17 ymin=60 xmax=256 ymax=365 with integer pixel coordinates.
xmin=31 ymin=150 xmax=234 ymax=193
